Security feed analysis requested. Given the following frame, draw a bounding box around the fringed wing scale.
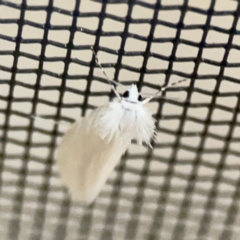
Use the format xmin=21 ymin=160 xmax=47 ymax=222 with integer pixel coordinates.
xmin=55 ymin=100 xmax=155 ymax=203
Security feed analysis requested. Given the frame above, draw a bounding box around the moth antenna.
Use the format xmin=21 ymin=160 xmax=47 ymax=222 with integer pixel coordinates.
xmin=91 ymin=46 xmax=121 ymax=100
xmin=142 ymin=78 xmax=188 ymax=104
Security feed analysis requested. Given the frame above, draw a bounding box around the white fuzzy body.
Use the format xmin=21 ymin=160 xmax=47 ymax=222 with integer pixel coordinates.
xmin=55 ymin=97 xmax=155 ymax=204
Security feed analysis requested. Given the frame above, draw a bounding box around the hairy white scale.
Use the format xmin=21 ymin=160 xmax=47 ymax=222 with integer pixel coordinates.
xmin=55 ymin=84 xmax=155 ymax=204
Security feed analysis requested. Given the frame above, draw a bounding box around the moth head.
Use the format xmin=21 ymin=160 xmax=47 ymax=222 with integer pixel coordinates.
xmin=122 ymin=84 xmax=142 ymax=103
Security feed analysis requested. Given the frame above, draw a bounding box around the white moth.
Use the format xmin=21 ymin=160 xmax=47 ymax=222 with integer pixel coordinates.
xmin=55 ymin=48 xmax=187 ymax=204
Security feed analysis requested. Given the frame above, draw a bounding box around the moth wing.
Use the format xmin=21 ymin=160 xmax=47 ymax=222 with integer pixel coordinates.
xmin=55 ymin=107 xmax=131 ymax=204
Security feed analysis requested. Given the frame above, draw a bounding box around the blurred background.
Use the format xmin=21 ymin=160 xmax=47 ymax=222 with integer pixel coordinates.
xmin=0 ymin=0 xmax=240 ymax=239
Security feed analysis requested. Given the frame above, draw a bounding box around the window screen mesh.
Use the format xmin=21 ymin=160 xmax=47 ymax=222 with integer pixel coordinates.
xmin=0 ymin=0 xmax=240 ymax=239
